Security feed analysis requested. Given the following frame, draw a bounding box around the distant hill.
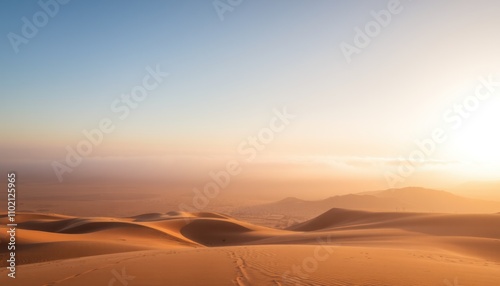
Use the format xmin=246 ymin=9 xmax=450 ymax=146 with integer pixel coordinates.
xmin=232 ymin=187 xmax=500 ymax=227
xmin=358 ymin=187 xmax=500 ymax=212
xmin=451 ymin=181 xmax=500 ymax=201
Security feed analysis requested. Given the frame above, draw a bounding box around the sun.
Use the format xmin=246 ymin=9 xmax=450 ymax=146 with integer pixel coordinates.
xmin=446 ymin=99 xmax=500 ymax=164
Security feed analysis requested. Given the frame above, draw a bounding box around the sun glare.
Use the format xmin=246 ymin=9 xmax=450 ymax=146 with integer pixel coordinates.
xmin=449 ymin=99 xmax=500 ymax=163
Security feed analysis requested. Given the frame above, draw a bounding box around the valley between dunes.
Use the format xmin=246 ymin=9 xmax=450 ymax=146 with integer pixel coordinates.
xmin=1 ymin=209 xmax=500 ymax=286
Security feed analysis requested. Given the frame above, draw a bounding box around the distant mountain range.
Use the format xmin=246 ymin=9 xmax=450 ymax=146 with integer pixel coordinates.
xmin=232 ymin=187 xmax=500 ymax=227
xmin=452 ymin=180 xmax=500 ymax=201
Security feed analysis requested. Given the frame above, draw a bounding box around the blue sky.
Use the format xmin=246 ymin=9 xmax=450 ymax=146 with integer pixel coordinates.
xmin=0 ymin=0 xmax=387 ymax=137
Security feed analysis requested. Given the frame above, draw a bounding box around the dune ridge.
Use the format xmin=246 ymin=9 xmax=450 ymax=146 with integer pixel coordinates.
xmin=1 ymin=208 xmax=500 ymax=285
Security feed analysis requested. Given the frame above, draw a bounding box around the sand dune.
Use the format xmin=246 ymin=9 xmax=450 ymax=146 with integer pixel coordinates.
xmin=1 ymin=208 xmax=499 ymax=285
xmin=290 ymin=208 xmax=500 ymax=237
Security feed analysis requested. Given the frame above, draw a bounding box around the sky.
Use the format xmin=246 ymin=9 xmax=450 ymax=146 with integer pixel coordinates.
xmin=1 ymin=0 xmax=500 ymax=198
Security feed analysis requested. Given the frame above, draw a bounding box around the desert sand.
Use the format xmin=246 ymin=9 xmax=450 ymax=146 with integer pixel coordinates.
xmin=1 ymin=208 xmax=499 ymax=286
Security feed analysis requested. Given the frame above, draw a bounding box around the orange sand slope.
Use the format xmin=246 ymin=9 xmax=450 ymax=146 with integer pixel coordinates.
xmin=1 ymin=209 xmax=499 ymax=285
